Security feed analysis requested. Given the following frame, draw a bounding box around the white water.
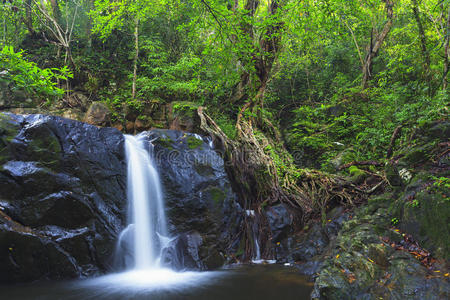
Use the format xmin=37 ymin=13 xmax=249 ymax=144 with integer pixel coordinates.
xmin=124 ymin=134 xmax=168 ymax=269
xmin=84 ymin=133 xmax=221 ymax=292
xmin=77 ymin=133 xmax=221 ymax=293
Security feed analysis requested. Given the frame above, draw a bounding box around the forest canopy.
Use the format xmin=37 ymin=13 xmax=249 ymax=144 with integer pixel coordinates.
xmin=0 ymin=0 xmax=448 ymax=168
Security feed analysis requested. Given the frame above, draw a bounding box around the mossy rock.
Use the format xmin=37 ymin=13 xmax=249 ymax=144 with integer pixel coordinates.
xmin=205 ymin=187 xmax=226 ymax=205
xmin=0 ymin=114 xmax=20 ymax=164
xmin=348 ymin=165 xmax=367 ymax=184
xmin=172 ymin=101 xmax=199 ymax=118
xmin=194 ymin=162 xmax=215 ymax=177
xmin=170 ymin=102 xmax=201 ymax=132
xmin=401 ymin=188 xmax=450 ymax=259
xmin=385 ymin=163 xmax=403 ymax=186
xmin=313 ymin=205 xmax=449 ymax=299
xmin=154 ymin=137 xmax=174 ymax=150
xmin=186 ymin=136 xmax=203 ymax=149
xmin=23 ymin=124 xmax=62 ymax=168
xmin=330 ymin=148 xmax=357 ymax=170
xmin=398 ymin=144 xmax=434 ymax=167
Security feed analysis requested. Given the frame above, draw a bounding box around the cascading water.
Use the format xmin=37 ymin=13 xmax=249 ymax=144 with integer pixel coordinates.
xmin=123 ymin=134 xmax=168 ymax=269
xmin=80 ymin=132 xmax=222 ymax=293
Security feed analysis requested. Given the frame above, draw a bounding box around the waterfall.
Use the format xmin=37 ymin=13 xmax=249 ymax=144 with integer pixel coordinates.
xmin=121 ymin=133 xmax=168 ymax=270
xmin=83 ymin=132 xmax=222 ymax=291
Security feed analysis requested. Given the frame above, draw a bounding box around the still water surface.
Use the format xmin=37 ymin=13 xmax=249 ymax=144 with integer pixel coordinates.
xmin=1 ymin=265 xmax=313 ymax=300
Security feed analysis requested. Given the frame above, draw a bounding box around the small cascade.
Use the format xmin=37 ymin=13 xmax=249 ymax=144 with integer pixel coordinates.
xmin=119 ymin=133 xmax=169 ymax=270
xmin=246 ymin=210 xmax=261 ymax=263
xmin=246 ymin=210 xmax=275 ymax=264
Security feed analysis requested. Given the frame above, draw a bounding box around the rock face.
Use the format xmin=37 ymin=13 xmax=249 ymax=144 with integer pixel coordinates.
xmin=311 ymin=203 xmax=450 ymax=299
xmin=0 ymin=81 xmax=34 ymax=109
xmin=145 ymin=129 xmax=243 ymax=270
xmin=303 ymin=120 xmax=450 ymax=299
xmin=84 ymin=102 xmax=112 ymax=126
xmin=0 ymin=113 xmax=243 ymax=281
xmin=0 ymin=113 xmax=126 ymax=283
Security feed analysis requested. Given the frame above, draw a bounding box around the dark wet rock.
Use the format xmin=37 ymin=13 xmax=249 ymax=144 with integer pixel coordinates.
xmin=295 ymin=260 xmax=324 ymax=277
xmin=0 ymin=113 xmax=126 ymax=283
xmin=276 ymin=207 xmax=350 ymax=266
xmin=0 ymin=224 xmax=79 ymax=283
xmin=265 ymin=203 xmax=293 ymax=242
xmin=145 ymin=129 xmax=242 ymax=270
xmin=162 ymin=231 xmax=205 ymax=270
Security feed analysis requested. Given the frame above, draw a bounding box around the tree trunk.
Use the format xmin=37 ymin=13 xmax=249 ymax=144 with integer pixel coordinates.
xmin=444 ymin=5 xmax=450 ymax=90
xmin=49 ymin=0 xmax=62 ymax=24
xmin=412 ymin=0 xmax=431 ymax=93
xmin=132 ymin=18 xmax=139 ymax=99
xmin=86 ymin=0 xmax=93 ymax=49
xmin=362 ymin=0 xmax=394 ymax=89
xmin=24 ymin=0 xmax=34 ymax=35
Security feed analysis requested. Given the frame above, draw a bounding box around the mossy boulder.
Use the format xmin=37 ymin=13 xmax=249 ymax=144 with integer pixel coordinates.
xmin=400 ymin=185 xmax=450 ymax=260
xmin=84 ymin=102 xmax=111 ymax=126
xmin=311 ymin=206 xmax=450 ymax=299
xmin=169 ymin=101 xmax=201 ymax=132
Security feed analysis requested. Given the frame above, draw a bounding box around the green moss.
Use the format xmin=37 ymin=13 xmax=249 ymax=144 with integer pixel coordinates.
xmin=398 ymin=143 xmax=434 ymax=167
xmin=154 ymin=137 xmax=174 ymax=150
xmin=186 ymin=136 xmax=203 ymax=149
xmin=0 ymin=114 xmax=20 ymax=164
xmin=348 ymin=165 xmax=367 ymax=184
xmin=367 ymin=193 xmax=393 ymax=210
xmin=194 ymin=162 xmax=214 ymax=177
xmin=235 ymin=236 xmax=246 ymax=258
xmin=404 ymin=188 xmax=450 ymax=259
xmin=172 ymin=101 xmax=199 ymax=118
xmin=208 ymin=187 xmax=226 ymax=205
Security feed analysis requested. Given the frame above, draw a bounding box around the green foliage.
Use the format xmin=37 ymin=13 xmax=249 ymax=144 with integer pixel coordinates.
xmin=431 ymin=176 xmax=450 ymax=189
xmin=0 ymin=46 xmax=71 ymax=103
xmin=0 ymin=0 xmax=447 ymax=179
xmin=212 ymin=115 xmax=237 ymax=140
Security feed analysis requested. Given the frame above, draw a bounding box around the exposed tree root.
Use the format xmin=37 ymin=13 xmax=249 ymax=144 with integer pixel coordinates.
xmin=338 ymin=160 xmax=384 ymax=170
xmin=198 ymin=107 xmax=371 ymax=260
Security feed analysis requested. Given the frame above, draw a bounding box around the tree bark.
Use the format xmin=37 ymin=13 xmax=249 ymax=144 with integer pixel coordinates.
xmin=444 ymin=5 xmax=450 ymax=90
xmin=23 ymin=0 xmax=34 ymax=35
xmin=49 ymin=0 xmax=62 ymax=24
xmin=86 ymin=0 xmax=93 ymax=49
xmin=411 ymin=0 xmax=431 ymax=93
xmin=132 ymin=17 xmax=139 ymax=99
xmin=362 ymin=0 xmax=394 ymax=89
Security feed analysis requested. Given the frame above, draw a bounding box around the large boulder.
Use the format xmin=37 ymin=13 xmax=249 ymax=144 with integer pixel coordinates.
xmin=0 ymin=113 xmax=126 ymax=283
xmin=84 ymin=102 xmax=112 ymax=126
xmin=310 ymin=199 xmax=450 ymax=299
xmin=0 ymin=81 xmax=34 ymax=109
xmin=145 ymin=129 xmax=243 ymax=270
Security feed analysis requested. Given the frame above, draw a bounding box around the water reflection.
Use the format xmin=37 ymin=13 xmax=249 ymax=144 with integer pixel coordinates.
xmin=1 ymin=265 xmax=313 ymax=300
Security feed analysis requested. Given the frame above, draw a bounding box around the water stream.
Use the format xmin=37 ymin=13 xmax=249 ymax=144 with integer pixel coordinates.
xmin=123 ymin=134 xmax=168 ymax=269
xmin=92 ymin=133 xmax=220 ymax=290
